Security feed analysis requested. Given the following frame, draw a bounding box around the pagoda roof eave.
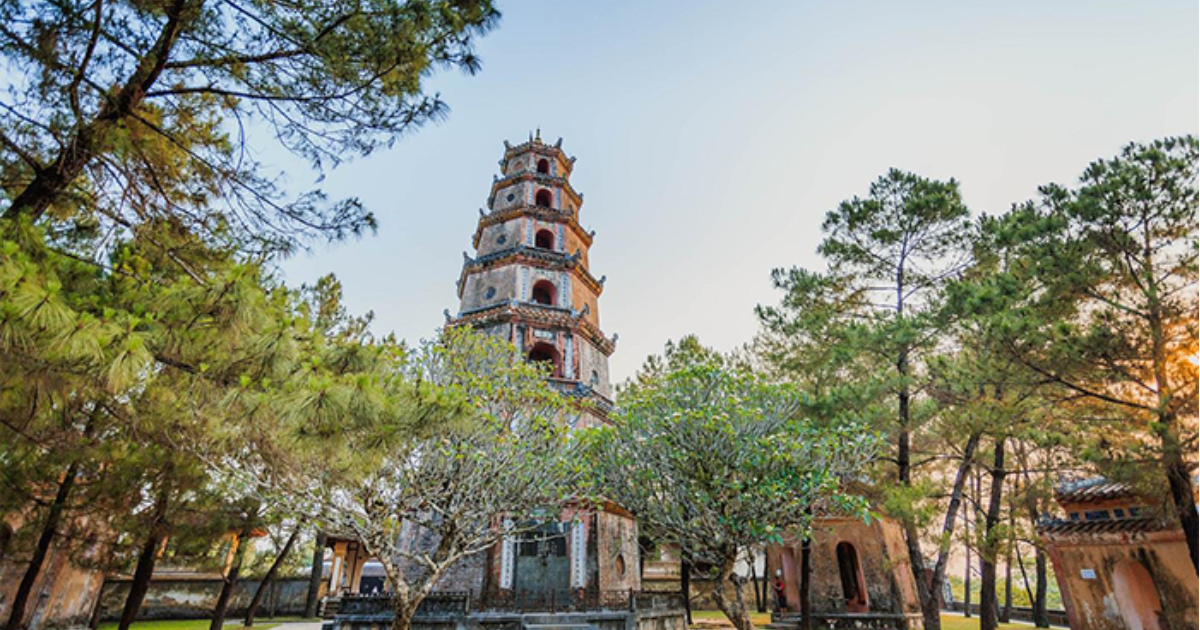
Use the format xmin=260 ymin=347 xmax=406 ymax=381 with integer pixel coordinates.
xmin=457 ymin=246 xmax=606 ymax=299
xmin=449 ymin=301 xmax=616 ymax=356
xmin=472 ymin=205 xmax=595 ymax=249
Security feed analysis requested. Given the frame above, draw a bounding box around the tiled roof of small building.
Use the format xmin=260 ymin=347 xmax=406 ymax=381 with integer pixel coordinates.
xmin=1054 ymin=477 xmax=1135 ymax=503
xmin=1038 ymin=515 xmax=1171 ymax=535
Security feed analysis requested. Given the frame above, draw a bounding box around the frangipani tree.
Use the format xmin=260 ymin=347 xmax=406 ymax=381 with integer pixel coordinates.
xmin=583 ymin=353 xmax=878 ymax=630
xmin=238 ymin=327 xmax=584 ymax=630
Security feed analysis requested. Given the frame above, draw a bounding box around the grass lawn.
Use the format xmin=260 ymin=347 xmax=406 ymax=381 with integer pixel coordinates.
xmin=689 ymin=611 xmax=1036 ymax=630
xmin=938 ymin=614 xmax=1033 ymax=630
xmin=97 ymin=617 xmax=316 ymax=630
xmin=688 ymin=610 xmax=773 ymax=628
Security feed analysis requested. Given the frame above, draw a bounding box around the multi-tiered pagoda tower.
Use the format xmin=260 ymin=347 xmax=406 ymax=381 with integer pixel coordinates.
xmin=451 ymin=131 xmax=616 ymax=428
xmin=320 ymin=135 xmax=652 ymax=620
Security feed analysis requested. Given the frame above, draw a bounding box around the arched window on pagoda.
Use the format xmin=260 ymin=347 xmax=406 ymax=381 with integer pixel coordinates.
xmin=527 ymin=342 xmax=561 ymax=378
xmin=537 ymin=158 xmax=550 ymax=174
xmin=535 ymin=229 xmax=555 ymax=250
xmin=535 ymin=189 xmax=553 ymax=207
xmin=531 ymin=280 xmax=556 ymax=306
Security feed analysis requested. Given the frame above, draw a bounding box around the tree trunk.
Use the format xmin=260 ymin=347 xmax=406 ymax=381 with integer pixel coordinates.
xmin=211 ymin=530 xmax=249 ymax=630
xmin=1001 ymin=513 xmax=1013 ymax=623
xmin=712 ymin=556 xmax=753 ymax=630
xmin=799 ymin=536 xmax=811 ymax=630
xmin=927 ymin=432 xmax=981 ymax=618
xmin=386 ymin=572 xmax=440 ymax=630
xmin=1015 ymin=543 xmax=1034 ymax=613
xmin=1162 ymin=435 xmax=1199 ymax=570
xmin=979 ymin=437 xmax=1006 ymax=630
xmin=1034 ymin=544 xmax=1049 ymax=628
xmin=304 ymin=531 xmax=326 ymax=618
xmin=963 ymin=488 xmax=972 ymax=619
xmin=681 ymin=556 xmax=692 ymax=625
xmin=118 ymin=488 xmax=171 ymax=630
xmin=1143 ymin=231 xmax=1200 ymax=571
xmin=748 ymin=548 xmax=764 ymax=613
xmin=245 ymin=527 xmax=301 ymax=626
xmin=4 ymin=460 xmax=80 ymax=630
xmin=390 ymin=594 xmax=418 ymax=630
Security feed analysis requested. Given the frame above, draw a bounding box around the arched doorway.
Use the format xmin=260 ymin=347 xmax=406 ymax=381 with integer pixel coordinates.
xmin=531 ymin=280 xmax=556 ymax=306
xmin=535 ymin=188 xmax=553 ymax=207
xmin=537 ymin=158 xmax=550 ymax=174
xmin=527 ymin=342 xmax=561 ymax=378
xmin=535 ymin=229 xmax=555 ymax=249
xmin=780 ymin=548 xmax=800 ymax=612
xmin=836 ymin=542 xmax=869 ymax=613
xmin=1112 ymin=559 xmax=1165 ymax=630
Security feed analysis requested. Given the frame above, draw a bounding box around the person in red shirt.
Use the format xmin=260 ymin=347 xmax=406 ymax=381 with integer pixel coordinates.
xmin=772 ymin=572 xmax=787 ymax=613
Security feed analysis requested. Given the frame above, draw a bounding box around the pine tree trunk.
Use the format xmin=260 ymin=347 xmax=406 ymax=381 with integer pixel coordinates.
xmin=799 ymin=536 xmax=811 ymax=630
xmin=1143 ymin=234 xmax=1200 ymax=571
xmin=245 ymin=527 xmax=300 ymax=626
xmin=1015 ymin=544 xmax=1034 ymax=612
xmin=928 ymin=432 xmax=980 ymax=617
xmin=210 ymin=530 xmax=249 ymax=630
xmin=896 ymin=334 xmax=941 ymax=630
xmin=1001 ymin=519 xmax=1013 ymax=623
xmin=1034 ymin=545 xmax=1049 ymax=628
xmin=4 ymin=460 xmax=80 ymax=630
xmin=963 ymin=488 xmax=972 ymax=619
xmin=118 ymin=489 xmax=171 ymax=630
xmin=1162 ymin=432 xmax=1199 ymax=569
xmin=979 ymin=438 xmax=1005 ymax=630
xmin=304 ymin=531 xmax=326 ymax=619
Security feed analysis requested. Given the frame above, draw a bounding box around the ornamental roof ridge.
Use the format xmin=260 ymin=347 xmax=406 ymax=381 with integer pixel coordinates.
xmin=449 ymin=302 xmax=616 ymax=356
xmin=499 ymin=136 xmax=577 ymax=175
xmin=457 ymin=245 xmax=606 ymax=298
xmin=487 ymin=176 xmax=583 ymax=210
xmin=471 ymin=205 xmax=594 ymax=249
xmin=1053 ymin=476 xmax=1135 ymax=503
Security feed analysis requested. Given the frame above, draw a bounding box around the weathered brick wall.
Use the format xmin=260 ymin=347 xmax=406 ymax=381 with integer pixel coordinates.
xmin=460 ymin=266 xmax=518 ymax=311
xmin=96 ymin=578 xmax=312 ymax=621
xmin=576 ymin=339 xmax=612 ymax=399
xmin=1045 ymin=533 xmax=1197 ymax=630
xmin=0 ymin=514 xmax=108 ymax=630
xmin=595 ymin=511 xmax=639 ymax=593
xmin=0 ymin=553 xmax=104 ymax=630
xmin=764 ymin=516 xmax=922 ymax=616
xmin=476 ymin=220 xmax=525 ymax=257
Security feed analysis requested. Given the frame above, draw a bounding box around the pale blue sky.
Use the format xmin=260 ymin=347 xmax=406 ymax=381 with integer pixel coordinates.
xmin=276 ymin=0 xmax=1199 ymax=383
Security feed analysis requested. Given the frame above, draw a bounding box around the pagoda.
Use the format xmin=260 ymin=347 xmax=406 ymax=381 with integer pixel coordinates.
xmin=451 ymin=131 xmax=617 ymax=428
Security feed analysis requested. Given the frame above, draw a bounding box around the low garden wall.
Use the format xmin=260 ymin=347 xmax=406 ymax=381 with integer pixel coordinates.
xmin=97 ymin=578 xmax=312 ymax=621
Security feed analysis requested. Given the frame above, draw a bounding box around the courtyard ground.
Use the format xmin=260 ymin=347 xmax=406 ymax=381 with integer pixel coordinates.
xmin=687 ymin=610 xmax=1038 ymax=630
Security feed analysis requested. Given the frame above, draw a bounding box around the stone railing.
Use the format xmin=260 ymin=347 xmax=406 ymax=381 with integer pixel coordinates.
xmin=474 ymin=587 xmax=638 ymax=613
xmin=332 ymin=589 xmax=685 ymax=617
xmin=773 ymin=612 xmax=922 ymax=630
